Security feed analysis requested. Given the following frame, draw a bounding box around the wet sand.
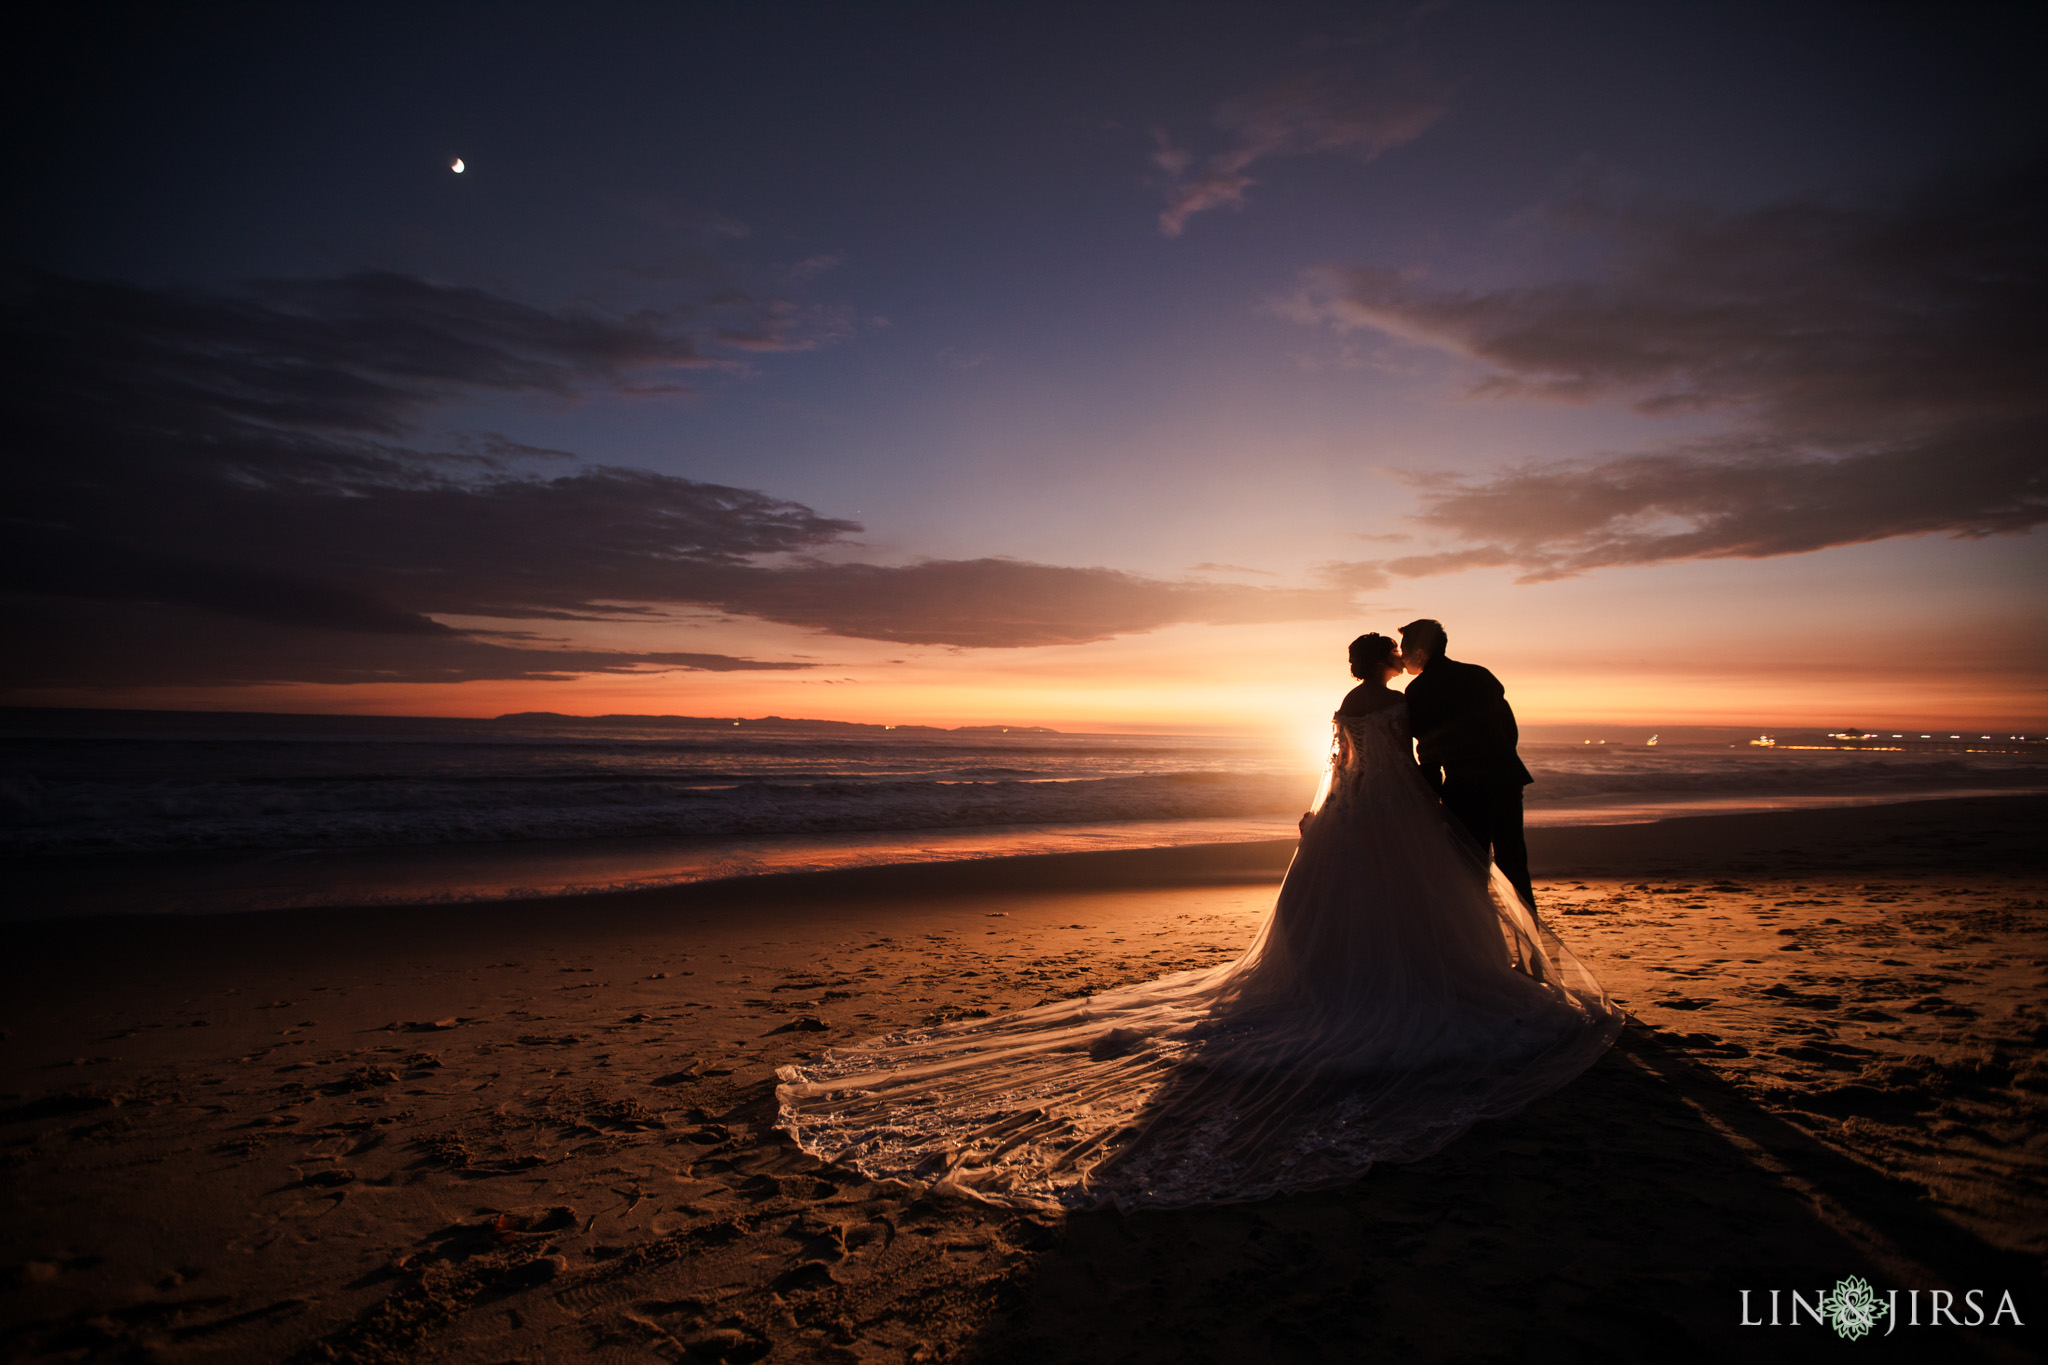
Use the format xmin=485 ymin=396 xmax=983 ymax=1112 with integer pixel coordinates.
xmin=2 ymin=794 xmax=2043 ymax=1363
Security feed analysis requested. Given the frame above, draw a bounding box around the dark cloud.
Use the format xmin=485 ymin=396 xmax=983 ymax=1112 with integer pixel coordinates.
xmin=697 ymin=559 xmax=1352 ymax=650
xmin=9 ymin=271 xmax=729 ymax=449
xmin=0 ymin=595 xmax=809 ymax=689
xmin=1 ymin=271 xmax=1352 ymax=690
xmin=1153 ymin=64 xmax=1449 ymax=237
xmin=1286 ymin=160 xmax=2048 ymax=579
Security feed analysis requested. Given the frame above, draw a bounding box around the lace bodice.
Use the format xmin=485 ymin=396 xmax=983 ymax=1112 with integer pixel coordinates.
xmin=1310 ymin=702 xmax=1430 ymax=821
xmin=1336 ymin=699 xmax=1410 ymax=739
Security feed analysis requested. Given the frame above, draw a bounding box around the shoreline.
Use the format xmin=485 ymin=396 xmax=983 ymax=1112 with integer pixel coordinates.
xmin=6 ymin=789 xmax=2046 ymax=924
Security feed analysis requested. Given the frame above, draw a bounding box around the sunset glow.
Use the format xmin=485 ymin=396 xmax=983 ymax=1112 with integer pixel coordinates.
xmin=3 ymin=3 xmax=2041 ymax=734
xmin=8 ymin=12 xmax=2047 ymax=1359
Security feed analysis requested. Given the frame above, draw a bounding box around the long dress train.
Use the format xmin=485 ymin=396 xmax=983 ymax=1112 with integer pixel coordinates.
xmin=774 ymin=703 xmax=1624 ymax=1210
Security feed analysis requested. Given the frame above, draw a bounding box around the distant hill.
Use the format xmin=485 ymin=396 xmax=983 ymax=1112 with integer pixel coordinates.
xmin=491 ymin=712 xmax=1063 ymax=735
xmin=0 ymin=707 xmax=1063 ymax=736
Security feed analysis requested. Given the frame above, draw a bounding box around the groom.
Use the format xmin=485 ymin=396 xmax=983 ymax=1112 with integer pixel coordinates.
xmin=1399 ymin=619 xmax=1538 ymax=911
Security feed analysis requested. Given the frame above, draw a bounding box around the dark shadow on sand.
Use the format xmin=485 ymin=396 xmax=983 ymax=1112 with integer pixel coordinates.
xmin=957 ymin=1024 xmax=2043 ymax=1365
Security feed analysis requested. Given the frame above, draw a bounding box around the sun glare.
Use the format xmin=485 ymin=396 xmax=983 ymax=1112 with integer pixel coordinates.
xmin=1297 ymin=718 xmax=1338 ymax=773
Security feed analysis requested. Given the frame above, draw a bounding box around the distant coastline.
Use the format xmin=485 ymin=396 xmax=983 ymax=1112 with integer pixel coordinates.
xmin=3 ymin=707 xmax=2038 ymax=748
xmin=493 ymin=711 xmax=1063 ymax=735
xmin=0 ymin=707 xmax=1063 ymax=736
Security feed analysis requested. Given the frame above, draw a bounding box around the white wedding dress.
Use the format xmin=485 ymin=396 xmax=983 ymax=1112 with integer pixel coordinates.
xmin=775 ymin=703 xmax=1624 ymax=1210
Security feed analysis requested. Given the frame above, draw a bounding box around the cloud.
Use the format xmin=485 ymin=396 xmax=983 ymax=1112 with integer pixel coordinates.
xmin=0 ymin=595 xmax=810 ymax=689
xmin=785 ymin=252 xmax=845 ymax=283
xmin=1 ymin=271 xmax=1356 ymax=691
xmin=1314 ymin=561 xmax=1393 ymax=591
xmin=696 ymin=559 xmax=1354 ymax=649
xmin=3 ymin=269 xmax=766 ymax=476
xmin=1154 ymin=64 xmax=1449 ymax=237
xmin=711 ymin=296 xmax=856 ymax=353
xmin=1380 ymin=546 xmax=1517 ymax=578
xmin=1283 ymin=161 xmax=2048 ymax=578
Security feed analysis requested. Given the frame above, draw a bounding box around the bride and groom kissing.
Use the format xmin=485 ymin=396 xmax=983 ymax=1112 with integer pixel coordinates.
xmin=779 ymin=613 xmax=1617 ymax=1209
xmin=1336 ymin=617 xmax=1538 ymax=913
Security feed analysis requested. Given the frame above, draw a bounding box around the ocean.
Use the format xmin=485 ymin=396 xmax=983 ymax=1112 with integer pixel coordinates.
xmin=3 ymin=708 xmax=2042 ymax=918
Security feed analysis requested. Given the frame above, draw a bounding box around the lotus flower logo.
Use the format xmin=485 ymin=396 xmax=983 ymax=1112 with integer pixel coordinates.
xmin=1820 ymin=1275 xmax=1889 ymax=1341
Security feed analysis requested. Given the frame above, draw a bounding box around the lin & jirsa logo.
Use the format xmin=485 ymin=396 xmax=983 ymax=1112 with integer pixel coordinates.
xmin=1740 ymin=1276 xmax=2025 ymax=1339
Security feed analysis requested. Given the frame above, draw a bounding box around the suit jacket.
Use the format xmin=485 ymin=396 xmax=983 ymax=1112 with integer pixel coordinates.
xmin=1404 ymin=656 xmax=1534 ymax=791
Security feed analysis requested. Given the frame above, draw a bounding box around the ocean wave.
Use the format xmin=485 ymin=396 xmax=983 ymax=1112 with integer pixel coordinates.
xmin=0 ymin=771 xmax=1312 ymax=856
xmin=1524 ymin=753 xmax=2048 ymax=802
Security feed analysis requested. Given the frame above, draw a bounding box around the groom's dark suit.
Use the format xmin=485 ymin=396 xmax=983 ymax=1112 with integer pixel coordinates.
xmin=1404 ymin=656 xmax=1537 ymax=910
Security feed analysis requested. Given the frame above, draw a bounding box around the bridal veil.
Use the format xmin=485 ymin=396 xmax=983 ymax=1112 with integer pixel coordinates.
xmin=775 ymin=705 xmax=1623 ymax=1210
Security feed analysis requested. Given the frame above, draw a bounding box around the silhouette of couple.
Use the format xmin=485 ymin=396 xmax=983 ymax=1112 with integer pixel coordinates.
xmin=778 ymin=618 xmax=1618 ymax=1209
xmin=1337 ymin=618 xmax=1537 ymax=912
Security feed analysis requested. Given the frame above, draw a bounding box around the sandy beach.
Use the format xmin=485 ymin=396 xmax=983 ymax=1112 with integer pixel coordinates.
xmin=3 ymin=793 xmax=2043 ymax=1363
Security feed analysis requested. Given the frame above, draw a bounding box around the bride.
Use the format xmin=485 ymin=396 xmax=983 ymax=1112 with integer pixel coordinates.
xmin=775 ymin=633 xmax=1624 ymax=1210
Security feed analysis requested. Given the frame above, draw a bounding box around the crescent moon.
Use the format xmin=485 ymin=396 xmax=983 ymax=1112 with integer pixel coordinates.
xmin=451 ymin=158 xmax=465 ymax=173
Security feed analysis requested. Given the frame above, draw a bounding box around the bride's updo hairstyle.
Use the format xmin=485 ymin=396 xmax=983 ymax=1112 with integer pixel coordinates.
xmin=1348 ymin=632 xmax=1399 ymax=679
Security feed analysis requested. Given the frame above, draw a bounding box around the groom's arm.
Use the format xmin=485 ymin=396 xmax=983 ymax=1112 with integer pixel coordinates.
xmin=1405 ymin=673 xmax=1449 ymax=793
xmin=1442 ymin=664 xmax=1533 ymax=785
xmin=1411 ymin=665 xmax=1502 ymax=774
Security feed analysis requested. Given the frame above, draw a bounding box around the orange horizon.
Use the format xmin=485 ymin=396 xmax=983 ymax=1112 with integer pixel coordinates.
xmin=7 ymin=611 xmax=2042 ymax=735
xmin=6 ymin=682 xmax=2042 ymax=737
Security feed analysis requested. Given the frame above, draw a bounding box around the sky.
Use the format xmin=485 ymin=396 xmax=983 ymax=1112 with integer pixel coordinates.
xmin=3 ymin=0 xmax=2044 ymax=733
